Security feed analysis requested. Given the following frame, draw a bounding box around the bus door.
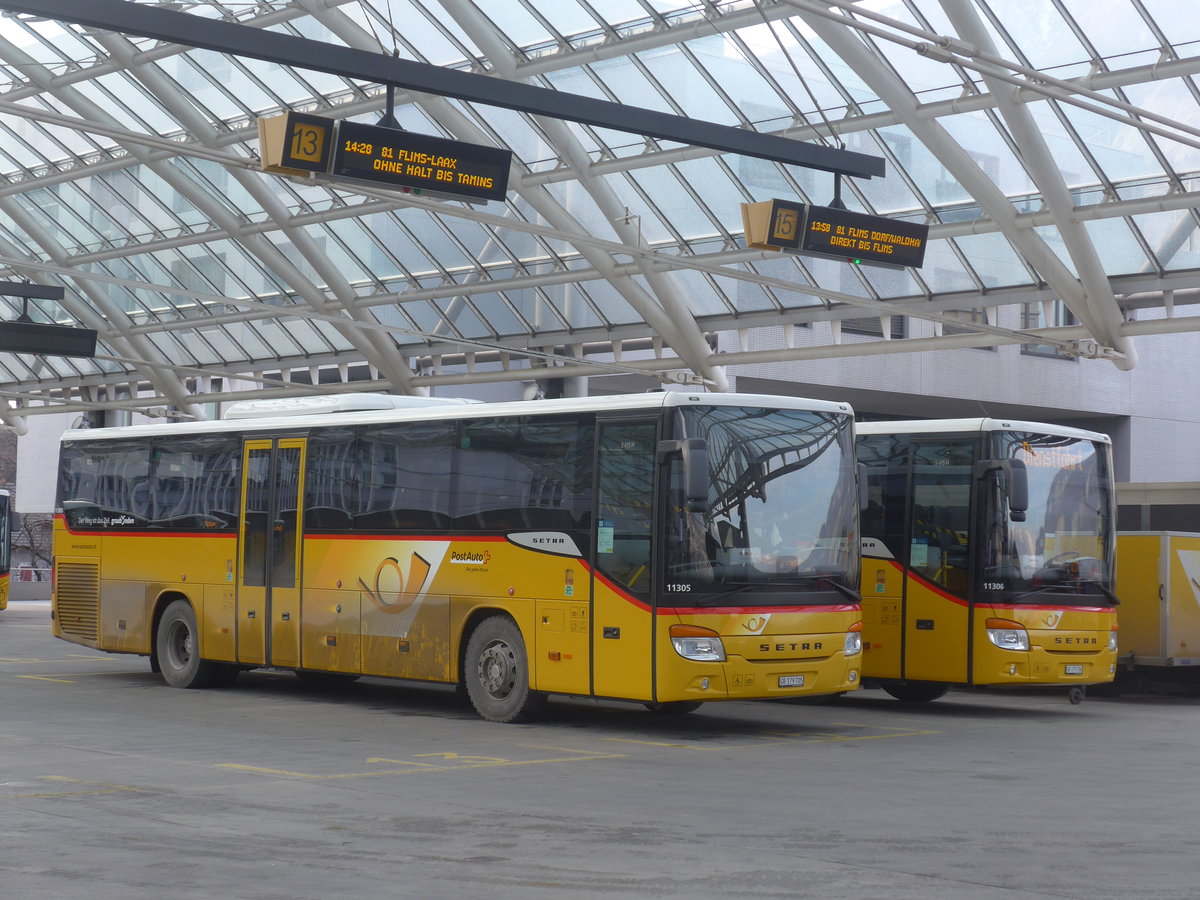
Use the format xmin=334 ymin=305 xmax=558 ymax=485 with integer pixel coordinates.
xmin=238 ymin=437 xmax=306 ymax=668
xmin=591 ymin=418 xmax=657 ymax=702
xmin=904 ymin=438 xmax=974 ymax=684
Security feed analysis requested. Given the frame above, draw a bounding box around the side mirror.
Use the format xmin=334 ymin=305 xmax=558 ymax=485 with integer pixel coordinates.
xmin=975 ymin=458 xmax=1028 ymax=522
xmin=658 ymin=438 xmax=709 ymax=513
xmin=1007 ymin=459 xmax=1028 ymax=519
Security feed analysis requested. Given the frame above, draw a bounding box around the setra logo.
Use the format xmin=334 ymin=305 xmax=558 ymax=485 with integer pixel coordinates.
xmin=358 ymin=552 xmax=431 ymax=615
xmin=742 ymin=615 xmax=771 ymax=635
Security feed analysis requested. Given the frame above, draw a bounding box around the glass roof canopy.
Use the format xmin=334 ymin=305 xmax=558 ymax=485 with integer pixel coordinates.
xmin=0 ymin=0 xmax=1196 ymax=426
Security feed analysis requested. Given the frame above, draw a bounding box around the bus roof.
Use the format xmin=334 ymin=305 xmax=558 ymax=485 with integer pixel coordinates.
xmin=855 ymin=417 xmax=1111 ymax=444
xmin=59 ymin=391 xmax=854 ymax=442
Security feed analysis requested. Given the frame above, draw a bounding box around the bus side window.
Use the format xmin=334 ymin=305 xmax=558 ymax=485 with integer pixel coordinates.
xmin=858 ymin=433 xmax=908 ymax=560
xmin=595 ymin=422 xmax=655 ymax=599
xmin=304 ymin=428 xmax=357 ymax=531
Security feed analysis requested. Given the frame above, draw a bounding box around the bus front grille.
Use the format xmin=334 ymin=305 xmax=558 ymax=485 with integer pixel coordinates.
xmin=56 ymin=561 xmax=100 ymax=641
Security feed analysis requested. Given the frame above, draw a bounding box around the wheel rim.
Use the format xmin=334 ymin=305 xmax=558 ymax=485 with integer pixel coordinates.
xmin=476 ymin=639 xmax=517 ymax=700
xmin=165 ymin=618 xmax=193 ymax=671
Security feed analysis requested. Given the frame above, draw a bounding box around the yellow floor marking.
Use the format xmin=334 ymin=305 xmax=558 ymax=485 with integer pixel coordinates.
xmin=413 ymin=752 xmax=517 ymax=763
xmin=219 ymin=752 xmax=627 ymax=780
xmin=520 ymin=744 xmax=623 ymax=757
xmin=15 ymin=670 xmax=143 ymax=683
xmin=364 ymin=758 xmax=440 ymax=768
xmin=1 ymin=655 xmax=125 ymax=663
xmin=601 ymin=737 xmax=707 ymax=749
xmin=0 ymin=776 xmax=142 ymax=800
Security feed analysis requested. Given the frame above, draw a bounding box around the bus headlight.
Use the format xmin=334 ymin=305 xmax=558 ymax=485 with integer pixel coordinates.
xmin=985 ymin=618 xmax=1029 ymax=652
xmin=1108 ymin=630 xmax=1119 ymax=652
xmin=669 ymin=624 xmax=725 ymax=662
xmin=844 ymin=622 xmax=863 ymax=657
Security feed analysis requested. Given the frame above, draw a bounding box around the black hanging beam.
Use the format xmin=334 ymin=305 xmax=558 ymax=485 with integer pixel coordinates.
xmin=0 ymin=281 xmax=64 ymax=301
xmin=2 ymin=0 xmax=886 ymax=179
xmin=0 ymin=281 xmax=96 ymax=357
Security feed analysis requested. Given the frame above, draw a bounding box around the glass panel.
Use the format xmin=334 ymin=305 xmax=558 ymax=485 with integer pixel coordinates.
xmin=859 ymin=432 xmax=909 ymax=564
xmin=242 ymin=448 xmax=271 ymax=589
xmin=456 ymin=415 xmax=594 ymax=531
xmin=304 ymin=428 xmax=358 ymax=531
xmin=358 ymin=421 xmax=455 ymax=530
xmin=982 ymin=431 xmax=1114 ymax=601
xmin=148 ymin=435 xmax=240 ymax=530
xmin=910 ymin=440 xmax=974 ymax=594
xmin=272 ymin=446 xmax=302 ymax=589
xmin=986 ymin=4 xmax=1090 ymax=70
xmin=0 ymin=493 xmax=9 ymax=573
xmin=665 ymin=406 xmax=860 ymax=602
xmin=596 ymin=420 xmax=656 ymax=601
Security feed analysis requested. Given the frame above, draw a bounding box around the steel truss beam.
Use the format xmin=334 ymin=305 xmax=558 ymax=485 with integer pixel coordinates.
xmin=2 ymin=0 xmax=884 ymax=178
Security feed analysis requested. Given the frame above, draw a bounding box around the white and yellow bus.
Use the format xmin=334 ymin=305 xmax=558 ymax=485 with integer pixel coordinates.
xmin=0 ymin=489 xmax=10 ymax=611
xmin=53 ymin=392 xmax=863 ymax=721
xmin=857 ymin=419 xmax=1118 ymax=703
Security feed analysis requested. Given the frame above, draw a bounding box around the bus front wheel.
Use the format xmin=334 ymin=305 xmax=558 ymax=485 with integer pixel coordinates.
xmin=881 ymin=681 xmax=949 ymax=703
xmin=156 ymin=599 xmax=219 ymax=689
xmin=463 ymin=616 xmax=546 ymax=723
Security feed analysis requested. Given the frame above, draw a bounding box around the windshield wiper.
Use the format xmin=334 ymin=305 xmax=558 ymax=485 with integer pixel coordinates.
xmin=1006 ymin=586 xmax=1058 ymax=603
xmin=1084 ymin=581 xmax=1120 ymax=605
xmin=791 ymin=575 xmax=861 ymax=603
xmin=1007 ymin=582 xmax=1119 ymax=605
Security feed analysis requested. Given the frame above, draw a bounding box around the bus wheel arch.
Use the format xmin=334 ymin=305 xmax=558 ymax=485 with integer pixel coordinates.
xmin=154 ymin=595 xmax=220 ymax=689
xmin=461 ymin=613 xmax=546 ymax=723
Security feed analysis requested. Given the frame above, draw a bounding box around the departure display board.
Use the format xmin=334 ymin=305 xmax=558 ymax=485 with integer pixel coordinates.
xmin=331 ymin=120 xmax=511 ymax=202
xmin=800 ymin=205 xmax=929 ymax=268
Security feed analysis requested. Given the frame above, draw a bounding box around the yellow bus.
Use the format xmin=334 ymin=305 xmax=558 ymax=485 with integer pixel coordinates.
xmin=856 ymin=418 xmax=1118 ymax=703
xmin=0 ymin=489 xmax=9 ymax=611
xmin=53 ymin=392 xmax=863 ymax=721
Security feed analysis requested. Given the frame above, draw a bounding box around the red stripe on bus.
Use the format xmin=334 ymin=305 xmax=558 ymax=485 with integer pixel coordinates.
xmin=312 ymin=533 xmax=509 ymax=542
xmin=655 ymin=604 xmax=859 ymax=615
xmin=988 ymin=603 xmax=1116 ymax=613
xmin=893 ymin=563 xmax=969 ymax=608
xmin=57 ymin=524 xmax=233 ymax=540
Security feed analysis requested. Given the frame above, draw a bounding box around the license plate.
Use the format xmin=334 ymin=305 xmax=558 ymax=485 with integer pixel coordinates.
xmin=1064 ymin=664 xmax=1084 ymax=675
xmin=779 ymin=675 xmax=805 ymax=687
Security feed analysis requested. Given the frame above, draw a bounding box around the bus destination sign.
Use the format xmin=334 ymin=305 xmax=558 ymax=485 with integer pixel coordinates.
xmin=331 ymin=120 xmax=512 ymax=203
xmin=800 ymin=205 xmax=929 ymax=268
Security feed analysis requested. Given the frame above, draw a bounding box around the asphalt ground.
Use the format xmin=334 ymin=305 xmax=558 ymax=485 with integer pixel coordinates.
xmin=2 ymin=600 xmax=1197 ymax=900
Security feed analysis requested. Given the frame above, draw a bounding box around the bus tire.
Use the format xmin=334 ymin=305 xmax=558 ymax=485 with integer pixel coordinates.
xmin=463 ymin=616 xmax=545 ymax=723
xmin=643 ymin=701 xmax=703 ymax=715
xmin=882 ymin=681 xmax=949 ymax=703
xmin=156 ymin=599 xmax=219 ymax=689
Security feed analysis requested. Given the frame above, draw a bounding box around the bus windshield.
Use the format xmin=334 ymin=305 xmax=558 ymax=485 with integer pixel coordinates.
xmin=981 ymin=431 xmax=1113 ymax=602
xmin=663 ymin=406 xmax=859 ymax=604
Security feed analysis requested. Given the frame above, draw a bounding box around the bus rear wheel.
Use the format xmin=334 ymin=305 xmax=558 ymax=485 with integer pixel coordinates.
xmin=881 ymin=681 xmax=949 ymax=703
xmin=463 ymin=616 xmax=545 ymax=723
xmin=156 ymin=599 xmax=219 ymax=689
